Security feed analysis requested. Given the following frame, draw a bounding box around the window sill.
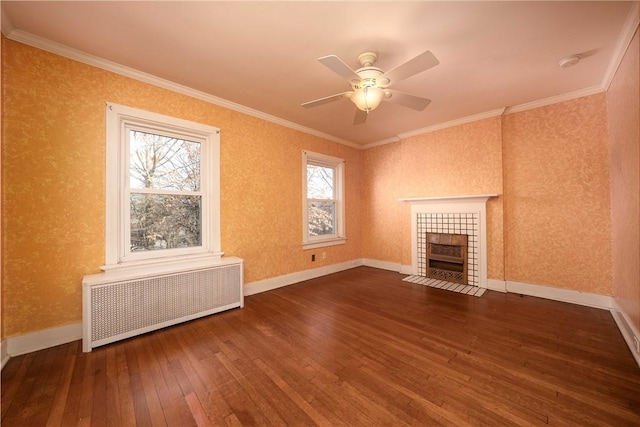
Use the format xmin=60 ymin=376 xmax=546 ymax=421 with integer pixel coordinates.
xmin=94 ymin=252 xmax=243 ymax=284
xmin=303 ymin=237 xmax=346 ymax=250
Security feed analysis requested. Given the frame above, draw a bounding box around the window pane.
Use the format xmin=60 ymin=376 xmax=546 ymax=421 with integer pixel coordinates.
xmin=308 ymin=201 xmax=335 ymax=236
xmin=130 ymin=193 xmax=201 ymax=251
xmin=307 ymin=164 xmax=334 ymax=199
xmin=130 ymin=130 xmax=201 ymax=191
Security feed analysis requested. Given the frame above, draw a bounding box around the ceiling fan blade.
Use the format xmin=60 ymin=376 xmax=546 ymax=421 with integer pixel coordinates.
xmin=385 ymin=51 xmax=439 ymax=84
xmin=353 ymin=109 xmax=368 ymax=125
xmin=385 ymin=89 xmax=431 ymax=111
xmin=301 ymin=92 xmax=351 ymax=108
xmin=318 ymin=55 xmax=360 ymax=81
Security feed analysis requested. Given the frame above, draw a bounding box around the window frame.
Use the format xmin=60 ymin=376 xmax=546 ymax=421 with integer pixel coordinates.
xmin=302 ymin=150 xmax=346 ymax=250
xmin=104 ymin=103 xmax=222 ymax=270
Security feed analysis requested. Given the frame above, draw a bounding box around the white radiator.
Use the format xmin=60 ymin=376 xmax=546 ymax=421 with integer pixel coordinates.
xmin=82 ymin=257 xmax=243 ymax=352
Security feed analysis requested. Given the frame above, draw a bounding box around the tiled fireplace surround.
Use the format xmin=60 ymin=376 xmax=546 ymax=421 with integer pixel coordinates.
xmin=421 ymin=214 xmax=478 ymax=285
xmin=401 ymin=194 xmax=496 ymax=288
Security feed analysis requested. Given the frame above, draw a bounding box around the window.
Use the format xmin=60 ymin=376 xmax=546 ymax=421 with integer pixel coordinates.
xmin=303 ymin=150 xmax=346 ymax=249
xmin=105 ymin=103 xmax=221 ymax=268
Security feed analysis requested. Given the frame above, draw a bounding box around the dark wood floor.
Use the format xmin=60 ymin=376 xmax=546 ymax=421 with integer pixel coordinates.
xmin=3 ymin=266 xmax=640 ymax=426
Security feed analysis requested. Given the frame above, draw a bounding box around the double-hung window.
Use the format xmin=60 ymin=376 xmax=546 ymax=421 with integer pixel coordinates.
xmin=303 ymin=150 xmax=346 ymax=249
xmin=104 ymin=103 xmax=221 ymax=268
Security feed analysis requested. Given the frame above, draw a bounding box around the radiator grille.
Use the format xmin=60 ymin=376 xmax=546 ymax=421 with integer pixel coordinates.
xmin=88 ymin=263 xmax=242 ymax=346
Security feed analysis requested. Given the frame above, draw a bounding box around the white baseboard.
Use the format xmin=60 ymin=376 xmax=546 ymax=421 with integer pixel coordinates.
xmin=482 ymin=279 xmax=640 ymax=366
xmin=399 ymin=264 xmax=413 ymax=275
xmin=3 ymin=266 xmax=637 ymax=369
xmin=487 ymin=279 xmax=507 ymax=292
xmin=1 ymin=339 xmax=9 ymax=370
xmin=506 ymin=280 xmax=612 ymax=310
xmin=2 ymin=258 xmax=365 ymax=361
xmin=362 ymin=258 xmax=402 ymax=272
xmin=610 ymin=301 xmax=640 ymax=367
xmin=244 ymin=258 xmax=407 ymax=297
xmin=6 ymin=322 xmax=82 ymax=358
xmin=244 ymin=259 xmax=363 ymax=296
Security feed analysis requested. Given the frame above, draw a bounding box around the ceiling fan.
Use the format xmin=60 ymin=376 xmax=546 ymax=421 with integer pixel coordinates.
xmin=302 ymin=50 xmax=439 ymax=125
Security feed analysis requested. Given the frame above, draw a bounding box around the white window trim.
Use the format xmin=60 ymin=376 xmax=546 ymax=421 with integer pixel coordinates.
xmin=104 ymin=102 xmax=222 ymax=272
xmin=302 ymin=150 xmax=346 ymax=250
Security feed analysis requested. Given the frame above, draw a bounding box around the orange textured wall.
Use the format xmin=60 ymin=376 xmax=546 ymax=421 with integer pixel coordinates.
xmin=502 ymin=94 xmax=612 ymax=294
xmin=608 ymin=29 xmax=640 ymax=332
xmin=1 ymin=39 xmax=361 ymax=337
xmin=361 ymin=143 xmax=403 ymax=264
xmin=0 ymin=37 xmax=624 ymax=341
xmin=361 ymin=117 xmax=505 ymax=279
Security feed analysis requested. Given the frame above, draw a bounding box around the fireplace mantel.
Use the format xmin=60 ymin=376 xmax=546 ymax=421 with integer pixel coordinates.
xmin=401 ymin=194 xmax=497 ymax=287
xmin=399 ymin=194 xmax=497 ymax=204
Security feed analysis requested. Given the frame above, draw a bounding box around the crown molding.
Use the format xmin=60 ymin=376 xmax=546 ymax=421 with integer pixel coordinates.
xmin=601 ymin=1 xmax=640 ymax=91
xmin=399 ymin=108 xmax=506 ymax=139
xmin=503 ymin=85 xmax=605 ymax=115
xmin=362 ymin=3 xmax=640 ymax=148
xmin=0 ymin=28 xmax=513 ymax=152
xmin=361 ymin=108 xmax=505 ymax=149
xmin=4 ymin=0 xmax=638 ymax=152
xmin=5 ymin=29 xmax=361 ymax=149
xmin=362 ymin=135 xmax=401 ymax=149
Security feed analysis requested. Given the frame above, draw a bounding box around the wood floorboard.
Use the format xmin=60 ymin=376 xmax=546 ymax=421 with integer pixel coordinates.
xmin=46 ymin=342 xmax=79 ymax=427
xmin=2 ymin=350 xmax=48 ymax=425
xmin=123 ymin=341 xmax=154 ymax=427
xmin=59 ymin=343 xmax=88 ymax=426
xmin=3 ymin=266 xmax=640 ymax=426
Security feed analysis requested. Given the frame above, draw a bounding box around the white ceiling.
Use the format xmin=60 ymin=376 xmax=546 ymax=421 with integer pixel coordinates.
xmin=1 ymin=1 xmax=638 ymax=147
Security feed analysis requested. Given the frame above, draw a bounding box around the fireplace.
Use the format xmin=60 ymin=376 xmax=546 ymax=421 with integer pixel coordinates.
xmin=400 ymin=194 xmax=496 ymax=289
xmin=426 ymin=233 xmax=468 ymax=284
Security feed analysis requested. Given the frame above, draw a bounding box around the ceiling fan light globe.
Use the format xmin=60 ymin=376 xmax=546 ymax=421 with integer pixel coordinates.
xmin=351 ymin=86 xmax=385 ymax=112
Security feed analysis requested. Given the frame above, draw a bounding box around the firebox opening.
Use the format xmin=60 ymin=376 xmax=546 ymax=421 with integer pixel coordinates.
xmin=429 ymin=258 xmax=464 ymax=272
xmin=426 ymin=233 xmax=468 ymax=285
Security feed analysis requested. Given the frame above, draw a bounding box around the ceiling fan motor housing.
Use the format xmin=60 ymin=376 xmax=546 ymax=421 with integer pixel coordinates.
xmin=350 ymin=67 xmax=390 ymax=90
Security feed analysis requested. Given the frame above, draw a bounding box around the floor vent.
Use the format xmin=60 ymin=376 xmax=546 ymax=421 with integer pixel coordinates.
xmin=82 ymin=258 xmax=243 ymax=352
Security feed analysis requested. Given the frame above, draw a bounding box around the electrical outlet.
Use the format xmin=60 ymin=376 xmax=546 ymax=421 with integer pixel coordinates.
xmin=634 ymin=336 xmax=640 ymax=354
xmin=322 ymin=252 xmax=326 ymax=260
xmin=311 ymin=254 xmax=315 ymax=262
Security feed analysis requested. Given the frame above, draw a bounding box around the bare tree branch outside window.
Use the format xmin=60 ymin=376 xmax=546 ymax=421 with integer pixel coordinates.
xmin=307 ymin=164 xmax=336 ymax=236
xmin=129 ymin=130 xmax=202 ymax=251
